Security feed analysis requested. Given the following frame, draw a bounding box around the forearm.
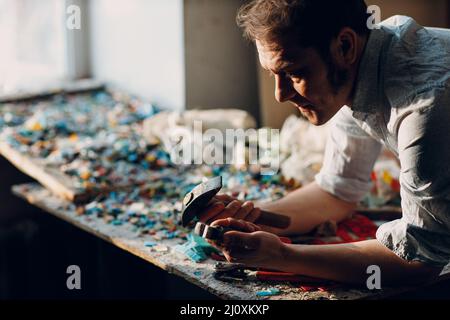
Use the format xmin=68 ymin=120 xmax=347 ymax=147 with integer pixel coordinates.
xmin=257 ymin=182 xmax=356 ymax=236
xmin=273 ymin=239 xmax=439 ymax=285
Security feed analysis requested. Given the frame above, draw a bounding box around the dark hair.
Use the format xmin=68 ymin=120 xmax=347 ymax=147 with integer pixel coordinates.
xmin=237 ymin=0 xmax=370 ymax=55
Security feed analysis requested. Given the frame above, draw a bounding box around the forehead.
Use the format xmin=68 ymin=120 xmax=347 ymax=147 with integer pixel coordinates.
xmin=256 ymin=40 xmax=310 ymax=72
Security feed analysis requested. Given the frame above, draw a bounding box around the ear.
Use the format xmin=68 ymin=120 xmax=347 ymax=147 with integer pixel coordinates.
xmin=332 ymin=27 xmax=359 ymax=66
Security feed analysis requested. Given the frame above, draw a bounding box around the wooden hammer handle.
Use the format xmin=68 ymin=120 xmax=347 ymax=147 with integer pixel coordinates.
xmin=255 ymin=210 xmax=291 ymax=229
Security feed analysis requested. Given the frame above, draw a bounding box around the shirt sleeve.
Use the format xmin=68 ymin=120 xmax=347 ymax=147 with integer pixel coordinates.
xmin=376 ymin=87 xmax=450 ymax=267
xmin=315 ymin=107 xmax=382 ymax=203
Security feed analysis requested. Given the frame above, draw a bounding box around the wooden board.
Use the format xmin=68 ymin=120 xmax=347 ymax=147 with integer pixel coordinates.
xmin=12 ymin=183 xmax=450 ymax=300
xmin=0 ymin=141 xmax=84 ymax=202
xmin=0 ymin=141 xmax=152 ymax=203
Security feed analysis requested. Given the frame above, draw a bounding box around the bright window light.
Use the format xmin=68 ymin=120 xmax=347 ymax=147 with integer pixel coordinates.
xmin=0 ymin=0 xmax=67 ymax=94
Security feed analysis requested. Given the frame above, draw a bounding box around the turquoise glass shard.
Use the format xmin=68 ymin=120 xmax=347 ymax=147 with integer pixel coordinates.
xmin=174 ymin=233 xmax=219 ymax=263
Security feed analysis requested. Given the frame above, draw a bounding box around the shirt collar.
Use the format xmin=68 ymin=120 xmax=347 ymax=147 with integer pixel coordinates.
xmin=351 ymin=28 xmax=391 ymax=114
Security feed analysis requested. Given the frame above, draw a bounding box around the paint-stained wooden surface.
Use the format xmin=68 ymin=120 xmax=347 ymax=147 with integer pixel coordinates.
xmin=0 ymin=141 xmax=148 ymax=204
xmin=0 ymin=142 xmax=82 ymax=202
xmin=12 ymin=183 xmax=450 ymax=300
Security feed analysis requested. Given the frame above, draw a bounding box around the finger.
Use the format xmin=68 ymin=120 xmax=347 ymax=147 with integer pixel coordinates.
xmin=211 ymin=217 xmax=256 ymax=232
xmin=245 ymin=221 xmax=261 ymax=232
xmin=214 ymin=194 xmax=235 ymax=204
xmin=223 ymin=231 xmax=260 ymax=250
xmin=232 ymin=219 xmax=260 ymax=232
xmin=221 ymin=232 xmax=261 ymax=261
xmin=245 ymin=207 xmax=261 ymax=223
xmin=211 ymin=217 xmax=245 ymax=229
xmin=223 ymin=251 xmax=239 ymax=263
xmin=210 ymin=218 xmax=230 ymax=228
xmin=198 ymin=202 xmax=226 ymax=223
xmin=208 ymin=200 xmax=242 ymax=222
xmin=234 ymin=201 xmax=254 ymax=220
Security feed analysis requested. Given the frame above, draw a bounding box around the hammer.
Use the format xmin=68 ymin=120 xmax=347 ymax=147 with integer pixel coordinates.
xmin=181 ymin=176 xmax=291 ymax=229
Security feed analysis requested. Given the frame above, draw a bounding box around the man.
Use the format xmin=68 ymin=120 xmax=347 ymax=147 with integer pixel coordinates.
xmin=199 ymin=0 xmax=450 ymax=285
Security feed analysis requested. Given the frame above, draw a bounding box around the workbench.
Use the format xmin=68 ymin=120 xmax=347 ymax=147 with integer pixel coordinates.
xmin=2 ymin=83 xmax=449 ymax=300
xmin=12 ymin=182 xmax=450 ymax=300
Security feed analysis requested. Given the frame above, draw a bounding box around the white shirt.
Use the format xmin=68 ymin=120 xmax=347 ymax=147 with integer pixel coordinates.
xmin=315 ymin=16 xmax=450 ymax=268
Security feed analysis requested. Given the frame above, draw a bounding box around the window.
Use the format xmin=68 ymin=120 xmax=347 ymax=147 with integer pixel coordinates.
xmin=0 ymin=0 xmax=67 ymax=94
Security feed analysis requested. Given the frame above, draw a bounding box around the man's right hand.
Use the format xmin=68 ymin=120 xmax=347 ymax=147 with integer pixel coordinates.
xmin=197 ymin=194 xmax=262 ymax=225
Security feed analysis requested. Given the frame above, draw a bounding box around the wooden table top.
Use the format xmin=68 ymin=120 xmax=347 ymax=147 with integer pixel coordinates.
xmin=11 ymin=183 xmax=450 ymax=300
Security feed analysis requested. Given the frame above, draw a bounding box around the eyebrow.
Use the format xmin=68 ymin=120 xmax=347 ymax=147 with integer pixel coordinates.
xmin=272 ymin=61 xmax=295 ymax=74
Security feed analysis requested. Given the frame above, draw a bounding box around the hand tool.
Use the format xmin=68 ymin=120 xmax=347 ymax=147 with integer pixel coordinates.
xmin=181 ymin=176 xmax=291 ymax=229
xmin=194 ymin=221 xmax=231 ymax=241
xmin=213 ymin=262 xmax=334 ymax=285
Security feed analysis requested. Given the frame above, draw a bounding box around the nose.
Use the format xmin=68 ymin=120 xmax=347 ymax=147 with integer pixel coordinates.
xmin=274 ymin=74 xmax=296 ymax=103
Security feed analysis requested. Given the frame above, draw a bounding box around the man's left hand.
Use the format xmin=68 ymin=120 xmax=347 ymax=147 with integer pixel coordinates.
xmin=209 ymin=218 xmax=286 ymax=269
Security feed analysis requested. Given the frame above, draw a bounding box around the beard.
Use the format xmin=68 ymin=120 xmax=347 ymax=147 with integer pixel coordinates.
xmin=292 ymin=49 xmax=350 ymax=125
xmin=326 ymin=56 xmax=350 ymax=95
xmin=296 ymin=60 xmax=348 ymax=126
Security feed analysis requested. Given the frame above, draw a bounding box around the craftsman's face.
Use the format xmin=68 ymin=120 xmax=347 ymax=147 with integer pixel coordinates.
xmin=256 ymin=40 xmax=350 ymax=126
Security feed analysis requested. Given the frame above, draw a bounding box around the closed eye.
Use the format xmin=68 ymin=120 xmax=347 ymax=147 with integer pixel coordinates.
xmin=287 ymin=73 xmax=300 ymax=78
xmin=285 ymin=69 xmax=305 ymax=79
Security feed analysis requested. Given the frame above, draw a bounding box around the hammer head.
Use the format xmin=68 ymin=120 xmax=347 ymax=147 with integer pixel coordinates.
xmin=194 ymin=221 xmax=232 ymax=241
xmin=181 ymin=176 xmax=223 ymax=227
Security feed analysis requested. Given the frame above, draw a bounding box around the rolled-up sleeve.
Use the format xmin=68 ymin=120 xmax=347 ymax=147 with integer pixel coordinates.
xmin=315 ymin=107 xmax=382 ymax=203
xmin=376 ymin=88 xmax=450 ymax=267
